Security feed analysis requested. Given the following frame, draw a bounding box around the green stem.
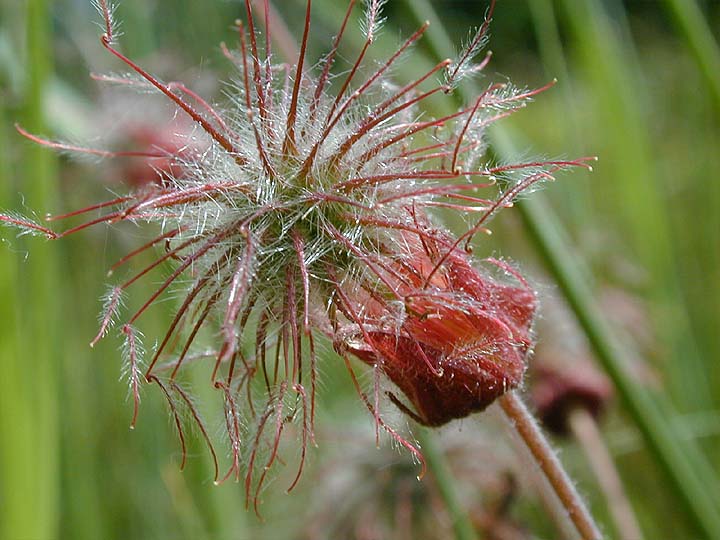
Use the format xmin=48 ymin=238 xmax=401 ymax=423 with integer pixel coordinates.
xmin=2 ymin=1 xmax=61 ymax=539
xmin=0 ymin=58 xmax=24 ymax=540
xmin=416 ymin=429 xmax=479 ymax=540
xmin=559 ymin=0 xmax=713 ymax=415
xmin=525 ymin=0 xmax=594 ymax=228
xmin=661 ymin=0 xmax=720 ymax=106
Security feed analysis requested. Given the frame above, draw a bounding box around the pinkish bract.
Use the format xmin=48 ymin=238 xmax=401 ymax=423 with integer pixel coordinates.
xmin=0 ymin=0 xmax=593 ymax=506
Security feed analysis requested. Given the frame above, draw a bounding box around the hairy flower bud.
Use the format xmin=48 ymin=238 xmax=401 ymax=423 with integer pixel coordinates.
xmin=335 ymin=229 xmax=536 ymax=426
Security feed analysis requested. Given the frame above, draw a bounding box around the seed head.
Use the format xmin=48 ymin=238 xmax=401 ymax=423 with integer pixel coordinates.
xmin=0 ymin=0 xmax=594 ymax=502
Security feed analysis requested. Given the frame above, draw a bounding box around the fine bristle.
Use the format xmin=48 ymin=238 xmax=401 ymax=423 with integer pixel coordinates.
xmin=0 ymin=0 xmax=592 ymax=506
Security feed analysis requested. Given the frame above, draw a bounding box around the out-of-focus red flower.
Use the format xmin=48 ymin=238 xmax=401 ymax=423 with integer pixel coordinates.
xmin=119 ymin=124 xmax=195 ymax=188
xmin=532 ymin=358 xmax=613 ymax=435
xmin=337 ymin=230 xmax=536 ymax=426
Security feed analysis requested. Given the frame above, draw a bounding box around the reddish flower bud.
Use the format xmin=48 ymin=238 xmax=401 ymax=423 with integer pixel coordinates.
xmin=337 ymin=231 xmax=536 ymax=426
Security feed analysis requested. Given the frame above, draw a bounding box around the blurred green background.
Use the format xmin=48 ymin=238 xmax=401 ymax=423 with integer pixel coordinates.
xmin=1 ymin=0 xmax=719 ymax=539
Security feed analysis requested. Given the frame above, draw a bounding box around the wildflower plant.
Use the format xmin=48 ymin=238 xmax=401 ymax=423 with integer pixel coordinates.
xmin=1 ymin=0 xmax=595 ymax=512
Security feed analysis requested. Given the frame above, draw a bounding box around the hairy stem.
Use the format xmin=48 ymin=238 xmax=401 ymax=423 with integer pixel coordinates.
xmin=499 ymin=393 xmax=602 ymax=540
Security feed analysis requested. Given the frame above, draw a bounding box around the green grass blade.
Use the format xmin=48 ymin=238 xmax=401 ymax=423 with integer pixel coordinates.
xmin=557 ymin=0 xmax=713 ymax=412
xmin=0 ymin=1 xmax=61 ymax=539
xmin=416 ymin=430 xmax=479 ymax=540
xmin=525 ymin=0 xmax=595 ymax=226
xmin=0 ymin=67 xmax=27 ymax=540
xmin=492 ymin=128 xmax=720 ymax=540
xmin=662 ymin=0 xmax=720 ymax=106
xmin=20 ymin=0 xmax=61 ymax=535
